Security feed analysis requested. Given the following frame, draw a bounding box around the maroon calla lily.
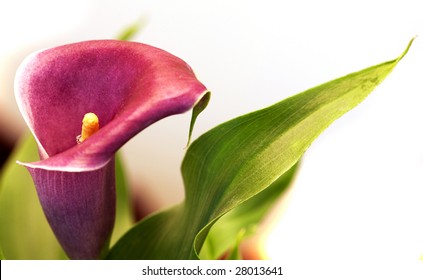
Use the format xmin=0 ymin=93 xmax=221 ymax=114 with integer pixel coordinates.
xmin=14 ymin=40 xmax=208 ymax=259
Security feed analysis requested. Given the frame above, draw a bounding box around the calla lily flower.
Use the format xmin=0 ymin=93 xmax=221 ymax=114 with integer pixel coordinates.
xmin=14 ymin=40 xmax=208 ymax=259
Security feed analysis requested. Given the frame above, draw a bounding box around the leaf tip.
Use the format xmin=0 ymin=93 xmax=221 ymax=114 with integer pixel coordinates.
xmin=396 ymin=36 xmax=416 ymax=62
xmin=186 ymin=91 xmax=211 ymax=148
xmin=116 ymin=16 xmax=149 ymax=41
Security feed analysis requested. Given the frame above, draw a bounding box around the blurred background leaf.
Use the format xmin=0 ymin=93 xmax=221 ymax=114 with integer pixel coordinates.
xmin=116 ymin=16 xmax=148 ymax=41
xmin=0 ymin=246 xmax=5 ymax=259
xmin=111 ymin=154 xmax=134 ymax=246
xmin=0 ymin=134 xmax=66 ymax=259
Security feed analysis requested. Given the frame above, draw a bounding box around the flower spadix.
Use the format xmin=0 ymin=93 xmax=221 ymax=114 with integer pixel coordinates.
xmin=77 ymin=113 xmax=100 ymax=144
xmin=14 ymin=40 xmax=208 ymax=259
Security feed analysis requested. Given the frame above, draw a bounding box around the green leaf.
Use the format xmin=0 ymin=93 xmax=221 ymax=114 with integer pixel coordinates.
xmin=200 ymin=161 xmax=299 ymax=259
xmin=187 ymin=91 xmax=211 ymax=146
xmin=111 ymin=154 xmax=134 ymax=246
xmin=0 ymin=246 xmax=5 ymax=260
xmin=116 ymin=17 xmax=148 ymax=41
xmin=226 ymin=228 xmax=246 ymax=260
xmin=107 ymin=39 xmax=414 ymax=259
xmin=0 ymin=134 xmax=66 ymax=259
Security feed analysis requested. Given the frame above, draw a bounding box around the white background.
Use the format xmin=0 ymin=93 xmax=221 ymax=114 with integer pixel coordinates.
xmin=1 ymin=0 xmax=422 ymax=278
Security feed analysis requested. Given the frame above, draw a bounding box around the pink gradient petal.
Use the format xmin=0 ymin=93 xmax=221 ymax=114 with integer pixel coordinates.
xmin=14 ymin=40 xmax=208 ymax=259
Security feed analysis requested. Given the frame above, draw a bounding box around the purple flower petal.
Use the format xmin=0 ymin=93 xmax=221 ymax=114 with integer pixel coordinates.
xmin=14 ymin=40 xmax=208 ymax=259
xmin=27 ymin=159 xmax=116 ymax=260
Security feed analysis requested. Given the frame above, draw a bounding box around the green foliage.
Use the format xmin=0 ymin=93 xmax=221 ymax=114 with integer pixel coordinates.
xmin=0 ymin=246 xmax=5 ymax=260
xmin=187 ymin=91 xmax=211 ymax=146
xmin=116 ymin=17 xmax=148 ymax=41
xmin=200 ymin=162 xmax=299 ymax=259
xmin=107 ymin=39 xmax=414 ymax=260
xmin=112 ymin=154 xmax=135 ymax=245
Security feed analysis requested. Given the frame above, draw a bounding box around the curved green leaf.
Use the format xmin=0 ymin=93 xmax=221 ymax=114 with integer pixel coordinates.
xmin=188 ymin=91 xmax=211 ymax=146
xmin=200 ymin=161 xmax=299 ymax=259
xmin=107 ymin=39 xmax=414 ymax=260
